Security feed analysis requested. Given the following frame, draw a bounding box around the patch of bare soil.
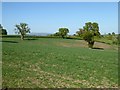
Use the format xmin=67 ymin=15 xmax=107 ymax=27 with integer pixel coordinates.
xmin=56 ymin=40 xmax=87 ymax=48
xmin=94 ymin=42 xmax=117 ymax=50
xmin=56 ymin=40 xmax=117 ymax=50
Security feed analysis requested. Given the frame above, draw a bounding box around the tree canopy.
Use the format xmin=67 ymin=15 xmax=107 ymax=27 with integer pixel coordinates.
xmin=79 ymin=22 xmax=100 ymax=48
xmin=15 ymin=23 xmax=30 ymax=40
xmin=58 ymin=28 xmax=69 ymax=38
xmin=0 ymin=24 xmax=7 ymax=35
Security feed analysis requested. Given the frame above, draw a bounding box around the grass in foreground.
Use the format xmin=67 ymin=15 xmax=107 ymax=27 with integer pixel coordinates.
xmin=2 ymin=38 xmax=118 ymax=88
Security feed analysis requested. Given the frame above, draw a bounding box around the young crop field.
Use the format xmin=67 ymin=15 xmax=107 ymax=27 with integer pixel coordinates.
xmin=2 ymin=37 xmax=118 ymax=88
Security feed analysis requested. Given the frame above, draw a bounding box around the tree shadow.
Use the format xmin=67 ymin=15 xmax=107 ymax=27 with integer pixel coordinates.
xmin=25 ymin=38 xmax=38 ymax=40
xmin=0 ymin=41 xmax=18 ymax=43
xmin=92 ymin=47 xmax=104 ymax=50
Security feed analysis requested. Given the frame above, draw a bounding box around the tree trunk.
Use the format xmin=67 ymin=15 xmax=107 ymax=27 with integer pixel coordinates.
xmin=88 ymin=41 xmax=94 ymax=48
xmin=62 ymin=35 xmax=64 ymax=39
xmin=21 ymin=35 xmax=24 ymax=40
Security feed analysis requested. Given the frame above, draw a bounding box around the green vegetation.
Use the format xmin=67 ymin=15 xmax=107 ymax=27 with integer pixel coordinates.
xmin=15 ymin=23 xmax=30 ymax=40
xmin=95 ymin=34 xmax=119 ymax=46
xmin=1 ymin=21 xmax=119 ymax=88
xmin=53 ymin=28 xmax=69 ymax=38
xmin=0 ymin=24 xmax=7 ymax=35
xmin=2 ymin=37 xmax=118 ymax=88
xmin=76 ymin=22 xmax=100 ymax=48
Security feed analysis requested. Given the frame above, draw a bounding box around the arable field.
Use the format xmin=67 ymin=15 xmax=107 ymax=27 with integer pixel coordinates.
xmin=2 ymin=37 xmax=118 ymax=88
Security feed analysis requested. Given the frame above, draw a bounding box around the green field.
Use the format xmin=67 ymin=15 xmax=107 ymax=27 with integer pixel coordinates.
xmin=2 ymin=37 xmax=118 ymax=88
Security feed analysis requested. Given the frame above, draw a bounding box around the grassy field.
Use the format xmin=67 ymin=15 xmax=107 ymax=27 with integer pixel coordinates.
xmin=2 ymin=37 xmax=118 ymax=88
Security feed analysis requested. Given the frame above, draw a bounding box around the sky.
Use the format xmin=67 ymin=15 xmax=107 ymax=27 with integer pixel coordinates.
xmin=1 ymin=0 xmax=119 ymax=2
xmin=2 ymin=2 xmax=118 ymax=35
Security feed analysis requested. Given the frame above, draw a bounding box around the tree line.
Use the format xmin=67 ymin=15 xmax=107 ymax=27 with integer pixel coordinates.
xmin=0 ymin=22 xmax=118 ymax=48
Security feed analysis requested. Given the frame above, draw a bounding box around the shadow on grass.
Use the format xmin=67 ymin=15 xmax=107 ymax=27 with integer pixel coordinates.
xmin=25 ymin=38 xmax=38 ymax=40
xmin=66 ymin=37 xmax=82 ymax=40
xmin=0 ymin=41 xmax=18 ymax=43
xmin=92 ymin=47 xmax=104 ymax=50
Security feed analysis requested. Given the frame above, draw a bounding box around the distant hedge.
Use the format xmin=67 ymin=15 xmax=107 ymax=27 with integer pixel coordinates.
xmin=1 ymin=35 xmax=82 ymax=40
xmin=1 ymin=35 xmax=20 ymax=38
xmin=1 ymin=35 xmax=61 ymax=38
